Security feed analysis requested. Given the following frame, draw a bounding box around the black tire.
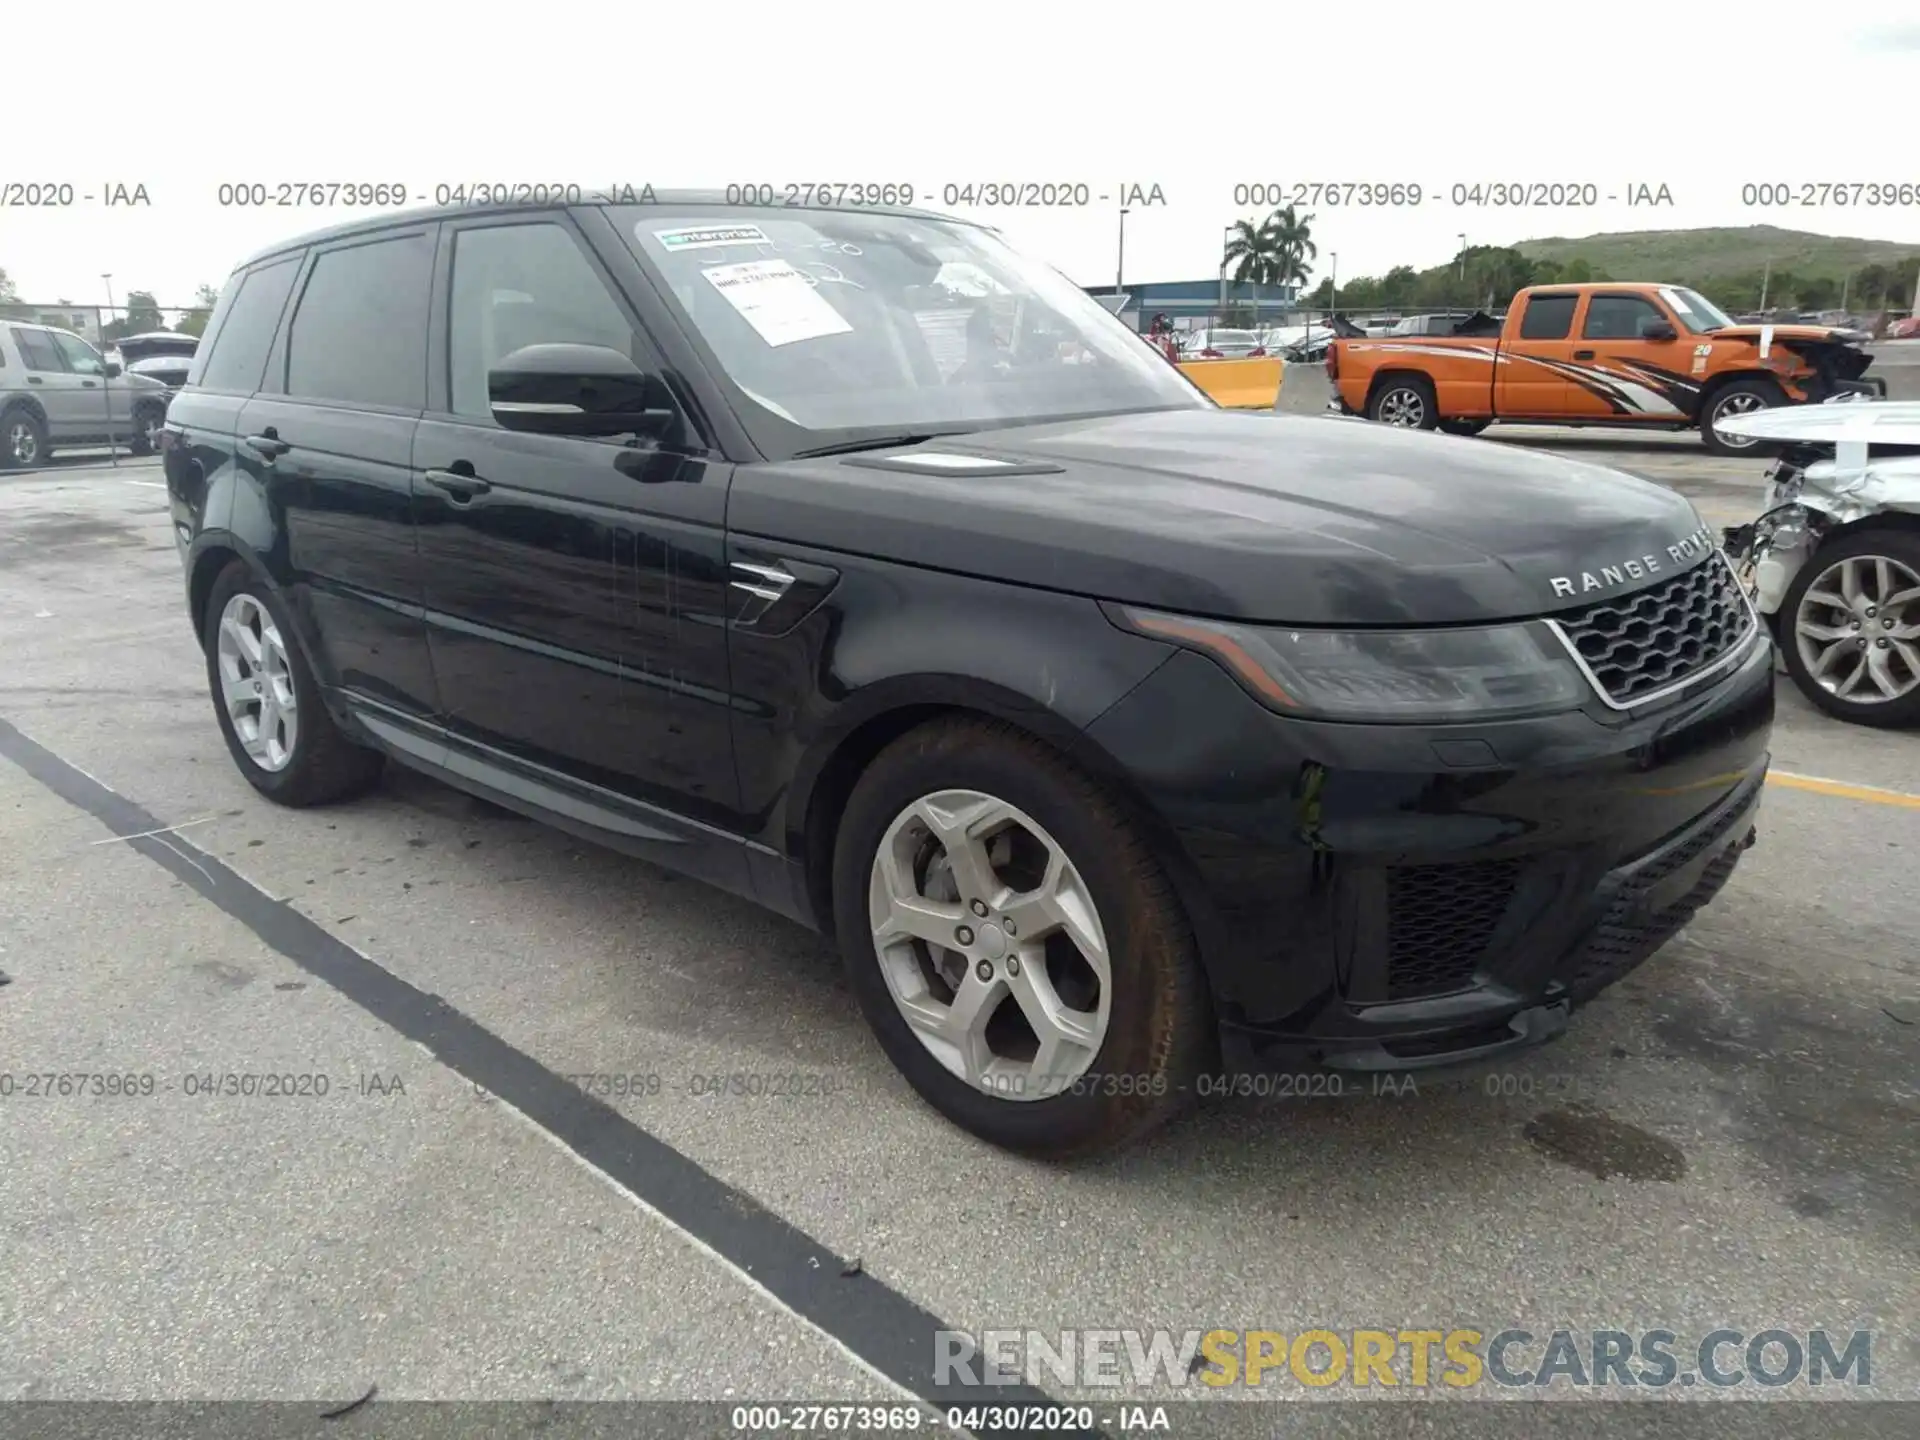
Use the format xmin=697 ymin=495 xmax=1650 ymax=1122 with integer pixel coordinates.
xmin=1699 ymin=376 xmax=1785 ymax=457
xmin=1778 ymin=529 xmax=1920 ymax=729
xmin=831 ymin=716 xmax=1214 ymax=1158
xmin=1366 ymin=374 xmax=1438 ymax=430
xmin=129 ymin=402 xmax=165 ymax=457
xmin=1439 ymin=418 xmax=1490 ymax=437
xmin=2 ymin=406 xmax=47 ymax=470
xmin=202 ymin=560 xmax=385 ymax=805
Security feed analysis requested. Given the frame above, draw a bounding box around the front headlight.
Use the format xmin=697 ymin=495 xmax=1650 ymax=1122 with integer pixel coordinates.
xmin=1110 ymin=606 xmax=1592 ymax=722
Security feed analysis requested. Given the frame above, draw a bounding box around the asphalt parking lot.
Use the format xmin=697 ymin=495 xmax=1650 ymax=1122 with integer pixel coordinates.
xmin=2 ymin=382 xmax=1917 ymax=1438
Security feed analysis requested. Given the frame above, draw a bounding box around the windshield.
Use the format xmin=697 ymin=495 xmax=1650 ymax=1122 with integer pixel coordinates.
xmin=1202 ymin=330 xmax=1258 ymax=346
xmin=617 ymin=206 xmax=1209 ymax=456
xmin=1661 ymin=287 xmax=1735 ymax=334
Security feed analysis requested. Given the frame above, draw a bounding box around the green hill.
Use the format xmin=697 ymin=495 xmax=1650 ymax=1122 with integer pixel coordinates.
xmin=1304 ymin=225 xmax=1919 ymax=315
xmin=1517 ymin=226 xmax=1918 ymax=286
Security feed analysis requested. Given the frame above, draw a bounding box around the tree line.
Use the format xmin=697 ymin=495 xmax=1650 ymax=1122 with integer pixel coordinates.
xmin=0 ymin=268 xmax=222 ymax=338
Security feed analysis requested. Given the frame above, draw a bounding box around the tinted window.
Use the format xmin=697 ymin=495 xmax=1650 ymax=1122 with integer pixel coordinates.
xmin=1517 ymin=295 xmax=1576 ymax=340
xmin=13 ymin=328 xmax=66 ymax=371
xmin=447 ymin=222 xmax=636 ymax=420
xmin=197 ymin=258 xmax=300 ymax=393
xmin=1583 ymin=294 xmax=1666 ymax=340
xmin=286 ymin=233 xmax=433 ymax=410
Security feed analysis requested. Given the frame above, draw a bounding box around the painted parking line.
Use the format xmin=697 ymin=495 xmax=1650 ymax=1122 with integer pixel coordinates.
xmin=0 ymin=715 xmax=1097 ymax=1438
xmin=1770 ymin=770 xmax=1920 ymax=810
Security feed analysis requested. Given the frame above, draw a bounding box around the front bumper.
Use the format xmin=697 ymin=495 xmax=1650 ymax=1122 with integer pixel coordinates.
xmin=1078 ymin=628 xmax=1774 ymax=1073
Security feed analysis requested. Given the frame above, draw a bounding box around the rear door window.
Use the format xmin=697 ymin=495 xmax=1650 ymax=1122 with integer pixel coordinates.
xmin=195 ymin=258 xmax=301 ymax=394
xmin=284 ymin=232 xmax=434 ymax=411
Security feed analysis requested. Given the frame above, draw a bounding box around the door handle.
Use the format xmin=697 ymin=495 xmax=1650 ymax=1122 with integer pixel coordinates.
xmin=1573 ymin=349 xmax=1596 ymax=360
xmin=82 ymin=379 xmax=98 ymax=388
xmin=244 ymin=433 xmax=292 ymax=460
xmin=27 ymin=376 xmax=42 ymax=384
xmin=423 ymin=468 xmax=492 ymax=500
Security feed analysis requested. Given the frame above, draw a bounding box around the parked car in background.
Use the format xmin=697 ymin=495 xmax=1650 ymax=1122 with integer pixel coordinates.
xmin=1720 ymin=399 xmax=1920 ymax=727
xmin=128 ymin=354 xmax=194 ymax=392
xmin=1180 ymin=328 xmax=1266 ymax=358
xmin=1327 ymin=283 xmax=1884 ymax=453
xmin=114 ymin=331 xmax=200 ymax=367
xmin=1 ymin=321 xmax=174 ymax=467
xmin=1888 ymin=315 xmax=1920 ymax=340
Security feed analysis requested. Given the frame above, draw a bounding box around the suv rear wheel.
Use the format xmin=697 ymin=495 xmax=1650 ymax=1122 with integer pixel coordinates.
xmin=203 ymin=561 xmax=385 ymax=805
xmin=1367 ymin=376 xmax=1438 ymax=429
xmin=832 ymin=716 xmax=1212 ymax=1157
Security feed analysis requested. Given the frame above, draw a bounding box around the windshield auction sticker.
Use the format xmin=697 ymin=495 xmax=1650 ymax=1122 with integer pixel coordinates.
xmin=702 ymin=259 xmax=854 ymax=347
xmin=652 ymin=223 xmax=772 ymax=252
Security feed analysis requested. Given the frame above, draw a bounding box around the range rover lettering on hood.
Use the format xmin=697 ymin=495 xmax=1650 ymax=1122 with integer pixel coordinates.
xmin=1548 ymin=525 xmax=1715 ymax=599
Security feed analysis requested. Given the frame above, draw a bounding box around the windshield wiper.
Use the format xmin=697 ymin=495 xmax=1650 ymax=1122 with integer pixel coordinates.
xmin=791 ymin=433 xmax=947 ymax=459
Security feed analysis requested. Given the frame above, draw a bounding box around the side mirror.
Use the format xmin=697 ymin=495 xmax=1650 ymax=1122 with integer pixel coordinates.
xmin=1641 ymin=321 xmax=1677 ymax=342
xmin=104 ymin=361 xmax=123 ymax=378
xmin=487 ymin=343 xmax=678 ymax=439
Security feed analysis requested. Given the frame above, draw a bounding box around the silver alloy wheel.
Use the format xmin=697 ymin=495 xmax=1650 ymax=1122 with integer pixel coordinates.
xmin=140 ymin=411 xmax=165 ymax=450
xmin=867 ymin=789 xmax=1112 ymax=1100
xmin=1376 ymin=387 xmax=1425 ymax=426
xmin=5 ymin=416 xmax=39 ymax=465
xmin=1711 ymin=391 xmax=1767 ymax=448
xmin=1793 ymin=553 xmax=1920 ymax=704
xmin=216 ymin=592 xmax=299 ymax=770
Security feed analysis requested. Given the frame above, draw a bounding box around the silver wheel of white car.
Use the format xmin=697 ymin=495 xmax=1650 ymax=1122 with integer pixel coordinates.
xmin=3 ymin=409 xmax=45 ymax=468
xmin=216 ymin=591 xmax=300 ymax=772
xmin=867 ymin=788 xmax=1112 ymax=1100
xmin=1793 ymin=555 xmax=1920 ymax=703
xmin=1781 ymin=531 xmax=1920 ymax=728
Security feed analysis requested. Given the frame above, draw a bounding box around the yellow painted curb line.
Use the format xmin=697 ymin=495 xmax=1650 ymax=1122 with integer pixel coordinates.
xmin=1769 ymin=770 xmax=1920 ymax=809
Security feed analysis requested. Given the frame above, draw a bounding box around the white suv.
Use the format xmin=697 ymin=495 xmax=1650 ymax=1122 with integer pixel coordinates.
xmin=0 ymin=322 xmax=175 ymax=468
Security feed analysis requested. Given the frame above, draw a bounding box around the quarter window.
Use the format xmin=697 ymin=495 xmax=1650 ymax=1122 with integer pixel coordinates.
xmin=196 ymin=258 xmax=301 ymax=394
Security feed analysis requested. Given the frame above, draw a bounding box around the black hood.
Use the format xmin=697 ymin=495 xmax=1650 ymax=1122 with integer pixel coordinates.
xmin=727 ymin=409 xmax=1712 ymax=626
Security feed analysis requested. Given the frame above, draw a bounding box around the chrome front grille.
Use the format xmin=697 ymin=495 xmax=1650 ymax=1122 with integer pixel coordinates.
xmin=1548 ymin=554 xmax=1755 ymax=708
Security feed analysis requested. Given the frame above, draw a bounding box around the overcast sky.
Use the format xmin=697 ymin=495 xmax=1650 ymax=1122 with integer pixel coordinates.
xmin=7 ymin=1 xmax=1919 ymax=309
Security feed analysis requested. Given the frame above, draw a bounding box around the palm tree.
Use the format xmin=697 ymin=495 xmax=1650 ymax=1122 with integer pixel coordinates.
xmin=1265 ymin=205 xmax=1318 ymax=286
xmin=1222 ymin=218 xmax=1283 ymax=284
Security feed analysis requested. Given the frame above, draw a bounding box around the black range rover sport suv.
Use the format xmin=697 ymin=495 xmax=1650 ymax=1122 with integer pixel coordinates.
xmin=161 ymin=193 xmax=1772 ymax=1156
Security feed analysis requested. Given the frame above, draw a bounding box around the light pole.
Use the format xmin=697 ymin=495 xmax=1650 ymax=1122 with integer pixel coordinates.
xmin=1219 ymin=223 xmax=1235 ymax=317
xmin=100 ymin=273 xmax=119 ymax=468
xmin=1116 ymin=207 xmax=1129 ymax=296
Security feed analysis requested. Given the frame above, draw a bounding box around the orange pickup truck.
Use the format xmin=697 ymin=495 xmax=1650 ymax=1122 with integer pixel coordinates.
xmin=1325 ymin=283 xmax=1885 ymax=455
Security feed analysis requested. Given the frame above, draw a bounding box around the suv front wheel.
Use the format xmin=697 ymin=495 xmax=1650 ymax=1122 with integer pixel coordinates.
xmin=202 ymin=561 xmax=385 ymax=805
xmin=832 ymin=717 xmax=1213 ymax=1157
xmin=2 ymin=407 xmax=47 ymax=469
